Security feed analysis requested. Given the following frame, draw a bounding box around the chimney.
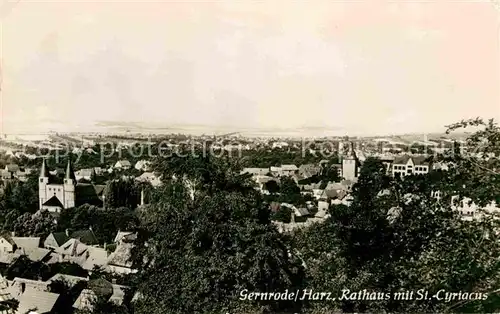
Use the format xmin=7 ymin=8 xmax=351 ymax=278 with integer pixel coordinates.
xmin=112 ymin=278 xmax=117 ymax=284
xmin=104 ymin=243 xmax=107 ymax=250
xmin=140 ymin=189 xmax=145 ymax=206
xmin=291 ymin=211 xmax=295 ymax=224
xmin=11 ymin=231 xmax=15 ymax=237
xmin=65 ymin=229 xmax=69 ymax=237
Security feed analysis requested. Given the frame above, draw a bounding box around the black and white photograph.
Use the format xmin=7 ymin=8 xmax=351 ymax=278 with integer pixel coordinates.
xmin=0 ymin=1 xmax=499 ymax=313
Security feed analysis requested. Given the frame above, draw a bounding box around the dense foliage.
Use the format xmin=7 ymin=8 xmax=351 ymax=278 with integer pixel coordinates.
xmin=2 ymin=119 xmax=500 ymax=313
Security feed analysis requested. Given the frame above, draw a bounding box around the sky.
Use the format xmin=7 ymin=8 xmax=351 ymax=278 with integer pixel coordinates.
xmin=1 ymin=0 xmax=499 ymax=135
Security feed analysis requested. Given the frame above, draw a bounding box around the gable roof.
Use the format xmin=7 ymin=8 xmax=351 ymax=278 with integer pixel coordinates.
xmin=4 ymin=164 xmax=19 ymax=173
xmin=0 ymin=274 xmax=13 ymax=303
xmin=113 ymin=231 xmax=134 ymax=243
xmin=70 ymin=230 xmax=99 ymax=246
xmin=81 ymin=247 xmax=109 ymax=271
xmin=16 ymin=287 xmax=60 ymax=314
xmin=42 ymin=195 xmax=64 ymax=208
xmin=26 ymin=248 xmax=52 ymax=262
xmin=116 ymin=160 xmax=131 ymax=167
xmin=0 ymin=233 xmax=15 ymax=246
xmin=47 ymin=273 xmax=89 ymax=285
xmin=107 ymin=242 xmax=134 ymax=268
xmin=393 ymin=155 xmax=430 ymax=166
xmin=49 ymin=232 xmax=70 ymax=247
xmin=75 ymin=184 xmax=104 ymax=207
xmin=11 ymin=237 xmax=40 ymax=251
xmin=73 ymin=289 xmax=97 ymax=311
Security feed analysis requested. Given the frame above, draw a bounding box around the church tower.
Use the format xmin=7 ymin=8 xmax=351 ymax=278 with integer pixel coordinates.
xmin=63 ymin=159 xmax=76 ymax=208
xmin=342 ymin=142 xmax=358 ymax=181
xmin=38 ymin=158 xmax=50 ymax=209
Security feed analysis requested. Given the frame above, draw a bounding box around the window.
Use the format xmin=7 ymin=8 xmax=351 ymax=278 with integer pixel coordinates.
xmin=40 ymin=178 xmax=43 ymax=183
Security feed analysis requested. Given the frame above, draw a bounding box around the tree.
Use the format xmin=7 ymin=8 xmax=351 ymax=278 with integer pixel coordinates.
xmin=104 ymin=179 xmax=140 ymax=209
xmin=57 ymin=205 xmax=139 ymax=244
xmin=279 ymin=177 xmax=302 ymax=205
xmin=294 ymin=118 xmax=500 ymax=313
xmin=263 ymin=180 xmax=280 ymax=194
xmin=12 ymin=210 xmax=57 ymax=237
xmin=133 ymin=158 xmax=304 ymax=314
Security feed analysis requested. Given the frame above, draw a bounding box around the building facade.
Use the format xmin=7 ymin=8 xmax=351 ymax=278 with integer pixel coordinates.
xmin=391 ymin=155 xmax=431 ymax=178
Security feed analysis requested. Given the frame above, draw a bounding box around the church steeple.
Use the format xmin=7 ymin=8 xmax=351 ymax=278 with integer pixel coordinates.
xmin=40 ymin=158 xmax=49 ymax=177
xmin=65 ymin=159 xmax=76 ymax=182
xmin=346 ymin=141 xmax=357 ymax=159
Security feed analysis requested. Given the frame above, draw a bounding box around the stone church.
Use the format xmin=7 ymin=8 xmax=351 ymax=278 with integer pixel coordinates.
xmin=39 ymin=159 xmax=105 ymax=212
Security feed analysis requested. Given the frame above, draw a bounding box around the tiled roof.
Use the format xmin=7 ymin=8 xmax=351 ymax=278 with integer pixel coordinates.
xmin=393 ymin=155 xmax=430 ymax=165
xmin=4 ymin=165 xmax=19 ymax=173
xmin=75 ymin=184 xmax=104 ymax=207
xmin=81 ymin=247 xmax=108 ymax=271
xmin=42 ymin=196 xmax=64 ymax=208
xmin=113 ymin=231 xmax=135 ymax=244
xmin=26 ymin=248 xmax=51 ymax=262
xmin=11 ymin=237 xmax=40 ymax=251
xmin=73 ymin=289 xmax=97 ymax=311
xmin=108 ymin=242 xmax=134 ymax=268
xmin=70 ymin=230 xmax=98 ymax=246
xmin=50 ymin=232 xmax=70 ymax=247
xmin=0 ymin=275 xmax=13 ymax=303
xmin=47 ymin=274 xmax=88 ymax=287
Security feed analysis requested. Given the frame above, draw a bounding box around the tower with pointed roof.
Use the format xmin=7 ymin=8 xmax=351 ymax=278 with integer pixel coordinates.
xmin=341 ymin=141 xmax=359 ymax=181
xmin=39 ymin=159 xmax=77 ymax=211
xmin=63 ymin=159 xmax=76 ymax=208
xmin=38 ymin=158 xmax=50 ymax=209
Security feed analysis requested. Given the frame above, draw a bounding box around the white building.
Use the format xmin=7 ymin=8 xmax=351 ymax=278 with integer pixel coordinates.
xmin=392 ymin=155 xmax=431 ymax=178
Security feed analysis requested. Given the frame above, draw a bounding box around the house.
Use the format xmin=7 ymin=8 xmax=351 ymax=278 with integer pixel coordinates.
xmin=134 ymin=160 xmax=152 ymax=172
xmin=109 ymin=284 xmax=129 ymax=306
xmin=44 ymin=232 xmax=70 ymax=250
xmin=15 ymin=287 xmax=60 ymax=314
xmin=269 ymin=166 xmax=282 ymax=176
xmin=298 ymin=164 xmax=321 ymax=180
xmin=73 ymin=289 xmax=97 ymax=312
xmin=135 ymin=172 xmax=162 ymax=187
xmin=1 ymin=170 xmax=12 ymax=180
xmin=253 ymin=175 xmax=278 ymax=194
xmin=81 ymin=246 xmax=109 ymax=271
xmin=107 ymin=239 xmax=136 ymax=275
xmin=75 ymin=168 xmax=96 ymax=181
xmin=11 ymin=237 xmax=40 ymax=253
xmin=107 ymin=244 xmax=135 ymax=274
xmin=0 ymin=234 xmax=15 ymax=253
xmin=281 ymin=165 xmax=298 ymax=176
xmin=114 ymin=160 xmax=131 ymax=170
xmin=0 ymin=274 xmax=15 ymax=313
xmin=240 ymin=168 xmax=269 ymax=176
xmin=46 ymin=274 xmax=89 ymax=287
xmin=93 ymin=167 xmax=104 ymax=176
xmin=113 ymin=231 xmax=136 ymax=244
xmin=14 ymin=169 xmax=28 ymax=182
xmin=4 ymin=164 xmax=19 ymax=175
xmin=392 ymin=155 xmax=432 ymax=178
xmin=69 ymin=229 xmax=99 ymax=246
